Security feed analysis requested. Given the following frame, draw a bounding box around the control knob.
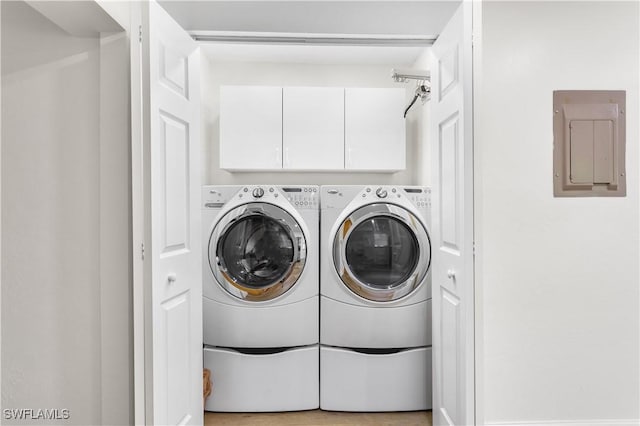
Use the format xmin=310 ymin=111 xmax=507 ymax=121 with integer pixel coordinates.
xmin=252 ymin=187 xmax=264 ymax=198
xmin=375 ymin=187 xmax=388 ymax=198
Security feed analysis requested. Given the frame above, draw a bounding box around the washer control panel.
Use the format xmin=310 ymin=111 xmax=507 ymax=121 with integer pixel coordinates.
xmin=281 ymin=186 xmax=319 ymax=209
xmin=202 ymin=185 xmax=319 ymax=209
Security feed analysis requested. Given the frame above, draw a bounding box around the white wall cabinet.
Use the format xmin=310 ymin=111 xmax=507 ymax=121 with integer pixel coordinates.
xmin=345 ymin=88 xmax=406 ymax=171
xmin=220 ymin=86 xmax=283 ymax=170
xmin=220 ymin=86 xmax=405 ymax=172
xmin=283 ymin=87 xmax=344 ymax=170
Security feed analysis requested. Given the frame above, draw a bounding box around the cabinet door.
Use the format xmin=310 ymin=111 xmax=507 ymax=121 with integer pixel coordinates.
xmin=220 ymin=86 xmax=282 ymax=170
xmin=283 ymin=87 xmax=344 ymax=170
xmin=345 ymin=88 xmax=406 ymax=171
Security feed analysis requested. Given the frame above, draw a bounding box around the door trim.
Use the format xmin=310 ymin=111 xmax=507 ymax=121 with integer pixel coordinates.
xmin=125 ymin=1 xmax=487 ymax=423
xmin=129 ymin=2 xmax=146 ymax=425
xmin=472 ymin=0 xmax=485 ymax=423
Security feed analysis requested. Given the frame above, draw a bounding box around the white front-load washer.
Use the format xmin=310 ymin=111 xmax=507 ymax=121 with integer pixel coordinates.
xmin=202 ymin=185 xmax=319 ymax=412
xmin=320 ymin=185 xmax=432 ymax=411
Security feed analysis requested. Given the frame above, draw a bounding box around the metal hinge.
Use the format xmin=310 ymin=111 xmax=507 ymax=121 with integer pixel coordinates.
xmin=141 ymin=243 xmax=145 ymax=260
xmin=139 ymin=25 xmax=142 ymax=43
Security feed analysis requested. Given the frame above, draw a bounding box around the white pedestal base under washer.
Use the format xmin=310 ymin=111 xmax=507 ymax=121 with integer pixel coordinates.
xmin=320 ymin=185 xmax=432 ymax=411
xmin=202 ymin=185 xmax=319 ymax=412
xmin=204 ymin=345 xmax=319 ymax=412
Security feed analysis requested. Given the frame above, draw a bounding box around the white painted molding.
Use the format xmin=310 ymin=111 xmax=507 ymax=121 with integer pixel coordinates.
xmin=191 ymin=30 xmax=437 ymax=46
xmin=486 ymin=419 xmax=640 ymax=426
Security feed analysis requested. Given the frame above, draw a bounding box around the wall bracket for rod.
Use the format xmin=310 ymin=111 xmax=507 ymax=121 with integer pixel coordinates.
xmin=392 ymin=68 xmax=431 ymax=117
xmin=404 ymin=82 xmax=431 ymax=118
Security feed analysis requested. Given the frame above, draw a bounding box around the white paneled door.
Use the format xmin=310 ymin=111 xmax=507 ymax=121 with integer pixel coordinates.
xmin=140 ymin=2 xmax=202 ymax=425
xmin=430 ymin=2 xmax=474 ymax=426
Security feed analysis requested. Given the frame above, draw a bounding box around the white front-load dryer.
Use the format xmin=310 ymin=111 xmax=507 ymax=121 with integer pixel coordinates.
xmin=320 ymin=185 xmax=432 ymax=412
xmin=320 ymin=185 xmax=432 ymax=348
xmin=202 ymin=185 xmax=319 ymax=412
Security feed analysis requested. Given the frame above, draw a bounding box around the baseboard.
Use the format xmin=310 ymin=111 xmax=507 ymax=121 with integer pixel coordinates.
xmin=486 ymin=420 xmax=639 ymax=426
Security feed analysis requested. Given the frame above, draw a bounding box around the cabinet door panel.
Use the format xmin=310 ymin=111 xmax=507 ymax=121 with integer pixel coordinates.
xmin=345 ymin=88 xmax=406 ymax=171
xmin=220 ymin=86 xmax=282 ymax=170
xmin=283 ymin=87 xmax=344 ymax=170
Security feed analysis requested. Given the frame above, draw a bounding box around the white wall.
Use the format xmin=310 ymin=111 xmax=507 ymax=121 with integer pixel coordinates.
xmin=405 ymin=48 xmax=431 ymax=187
xmin=98 ymin=31 xmax=132 ymax=426
xmin=1 ymin=2 xmax=131 ymax=424
xmin=201 ymin=56 xmax=426 ymax=186
xmin=478 ymin=2 xmax=639 ymax=424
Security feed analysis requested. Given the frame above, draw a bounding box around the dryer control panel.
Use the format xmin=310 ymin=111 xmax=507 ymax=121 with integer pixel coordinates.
xmin=355 ymin=186 xmax=431 ymax=208
xmin=403 ymin=187 xmax=431 ymax=209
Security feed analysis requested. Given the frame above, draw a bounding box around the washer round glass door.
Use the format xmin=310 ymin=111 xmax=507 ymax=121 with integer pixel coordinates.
xmin=333 ymin=203 xmax=430 ymax=302
xmin=209 ymin=203 xmax=306 ymax=302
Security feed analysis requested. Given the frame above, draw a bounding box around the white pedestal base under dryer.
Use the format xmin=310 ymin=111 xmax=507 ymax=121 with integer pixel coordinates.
xmin=320 ymin=346 xmax=432 ymax=412
xmin=204 ymin=345 xmax=319 ymax=412
xmin=320 ymin=297 xmax=431 ymax=349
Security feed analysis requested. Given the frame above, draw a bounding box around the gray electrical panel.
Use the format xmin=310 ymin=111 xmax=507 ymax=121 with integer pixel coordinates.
xmin=553 ymin=90 xmax=626 ymax=197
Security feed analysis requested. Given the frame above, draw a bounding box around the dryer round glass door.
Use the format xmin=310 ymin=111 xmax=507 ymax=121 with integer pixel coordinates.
xmin=333 ymin=203 xmax=431 ymax=302
xmin=209 ymin=203 xmax=307 ymax=301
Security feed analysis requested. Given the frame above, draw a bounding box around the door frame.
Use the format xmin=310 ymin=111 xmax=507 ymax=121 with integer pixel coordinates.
xmin=126 ymin=1 xmax=486 ymax=424
xmin=472 ymin=0 xmax=485 ymax=424
xmin=129 ymin=2 xmax=146 ymax=425
xmin=0 ymin=0 xmax=3 ymax=399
